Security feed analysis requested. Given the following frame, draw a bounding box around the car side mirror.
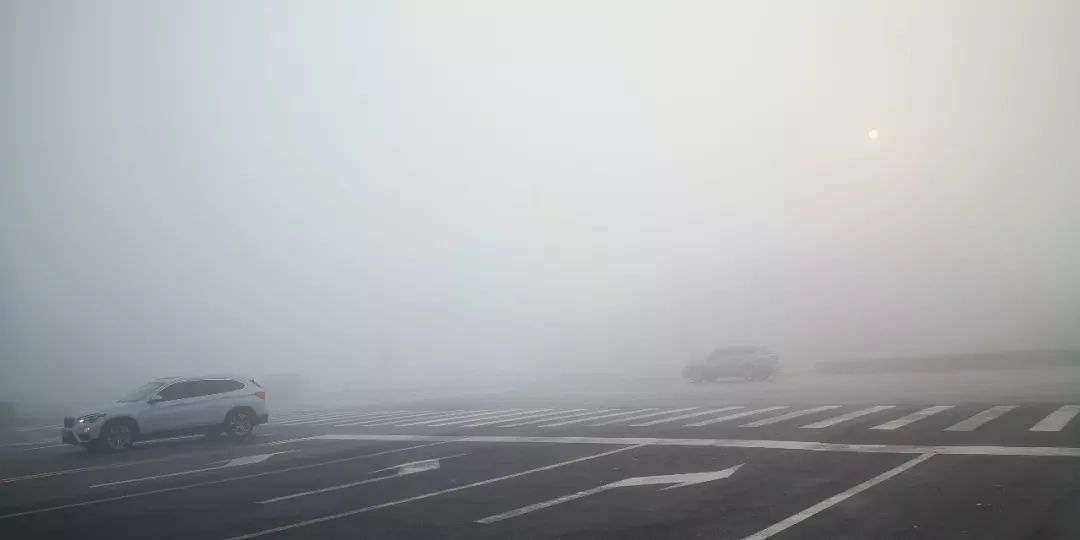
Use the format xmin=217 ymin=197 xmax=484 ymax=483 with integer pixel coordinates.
xmin=148 ymin=397 xmax=164 ymax=404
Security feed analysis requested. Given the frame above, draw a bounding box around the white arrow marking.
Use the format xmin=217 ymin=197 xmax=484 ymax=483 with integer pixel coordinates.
xmin=256 ymin=454 xmax=466 ymax=504
xmin=476 ymin=464 xmax=742 ymax=524
xmin=89 ymin=452 xmax=292 ymax=488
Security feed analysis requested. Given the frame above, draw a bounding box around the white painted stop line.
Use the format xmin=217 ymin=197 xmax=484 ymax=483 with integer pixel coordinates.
xmin=1030 ymin=405 xmax=1080 ymax=432
xmin=801 ymin=406 xmax=895 ymax=429
xmin=476 ymin=465 xmax=742 ymax=524
xmin=945 ymin=405 xmax=1017 ymax=432
xmin=871 ymin=406 xmax=953 ymax=430
xmin=89 ymin=452 xmax=292 ymax=488
xmin=741 ymin=406 xmax=841 ymax=428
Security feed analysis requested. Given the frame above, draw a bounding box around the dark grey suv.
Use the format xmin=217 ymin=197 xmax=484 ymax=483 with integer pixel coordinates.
xmin=682 ymin=347 xmax=779 ymax=382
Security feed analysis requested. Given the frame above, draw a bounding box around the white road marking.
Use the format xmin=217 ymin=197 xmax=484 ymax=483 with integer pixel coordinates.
xmin=686 ymin=406 xmax=788 ymax=427
xmin=0 ymin=442 xmax=449 ymax=520
xmin=224 ymin=445 xmax=644 ymax=539
xmin=741 ymin=406 xmax=841 ymax=427
xmin=946 ymin=405 xmax=1017 ymax=431
xmin=275 ymin=411 xmax=392 ymax=426
xmin=871 ymin=405 xmax=954 ymax=430
xmin=89 ymin=452 xmax=292 ymax=488
xmin=540 ymin=409 xmax=659 ymax=427
xmin=23 ymin=443 xmax=71 ymax=451
xmin=395 ymin=410 xmax=509 ymax=427
xmin=741 ymin=453 xmax=933 ymax=540
xmin=501 ymin=409 xmax=616 ymax=427
xmin=428 ymin=409 xmax=548 ymax=427
xmin=298 ymin=411 xmax=406 ymax=426
xmin=331 ymin=410 xmax=437 ymax=426
xmin=593 ymin=407 xmax=699 ymax=426
xmin=632 ymin=407 xmax=740 ymax=427
xmin=1030 ymin=405 xmax=1080 ymax=432
xmin=801 ymin=406 xmax=895 ymax=429
xmin=257 ymin=454 xmax=466 ymax=504
xmin=477 ymin=464 xmax=742 ymax=524
xmin=346 ymin=410 xmax=465 ymax=427
xmin=294 ymin=433 xmax=1080 ymax=457
xmin=464 ymin=409 xmax=586 ymax=427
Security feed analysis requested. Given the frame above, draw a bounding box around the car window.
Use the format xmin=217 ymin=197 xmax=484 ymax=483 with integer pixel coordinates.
xmin=157 ymin=381 xmax=195 ymax=401
xmin=194 ymin=379 xmax=244 ymax=396
xmin=118 ymin=381 xmax=165 ymax=402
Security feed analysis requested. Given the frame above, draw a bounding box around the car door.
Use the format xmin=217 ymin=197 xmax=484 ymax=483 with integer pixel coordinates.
xmin=194 ymin=379 xmax=243 ymax=426
xmin=140 ymin=381 xmax=198 ymax=433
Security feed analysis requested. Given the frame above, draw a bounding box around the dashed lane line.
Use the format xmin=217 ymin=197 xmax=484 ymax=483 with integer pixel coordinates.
xmin=945 ymin=405 xmax=1017 ymax=432
xmin=1030 ymin=405 xmax=1080 ymax=432
xmin=631 ymin=407 xmax=741 ymax=427
xmin=741 ymin=406 xmax=841 ymax=428
xmin=223 ymin=444 xmax=645 ymax=540
xmin=0 ymin=442 xmax=449 ymax=520
xmin=871 ymin=406 xmax=954 ymax=430
xmin=800 ymin=406 xmax=895 ymax=429
xmin=686 ymin=407 xmax=788 ymax=427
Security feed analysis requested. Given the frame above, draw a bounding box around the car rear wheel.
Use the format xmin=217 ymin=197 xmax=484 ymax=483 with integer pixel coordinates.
xmin=225 ymin=409 xmax=254 ymax=439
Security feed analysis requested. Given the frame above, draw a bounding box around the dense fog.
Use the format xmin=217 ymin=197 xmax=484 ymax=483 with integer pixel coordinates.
xmin=3 ymin=1 xmax=1079 ymax=408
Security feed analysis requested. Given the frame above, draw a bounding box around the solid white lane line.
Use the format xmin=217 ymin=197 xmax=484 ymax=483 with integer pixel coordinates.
xmin=0 ymin=443 xmax=449 ymax=520
xmin=540 ymin=409 xmax=659 ymax=427
xmin=290 ymin=433 xmax=1080 ymax=457
xmin=394 ymin=410 xmax=512 ymax=427
xmin=224 ymin=445 xmax=645 ymax=540
xmin=14 ymin=424 xmax=61 ymax=432
xmin=429 ymin=410 xmax=553 ymax=427
xmin=0 ymin=438 xmax=57 ymax=449
xmin=256 ymin=454 xmax=466 ymax=504
xmin=1030 ymin=405 xmax=1080 ymax=432
xmin=464 ymin=409 xmax=586 ymax=427
xmin=741 ymin=406 xmax=841 ymax=428
xmin=343 ymin=411 xmax=463 ymax=427
xmin=871 ymin=406 xmax=954 ymax=430
xmin=89 ymin=452 xmax=293 ymax=488
xmin=593 ymin=407 xmax=699 ymax=426
xmin=686 ymin=406 xmax=789 ymax=427
xmin=631 ymin=407 xmax=740 ymax=427
xmin=801 ymin=406 xmax=895 ymax=429
xmin=740 ymin=453 xmax=934 ymax=540
xmin=945 ymin=405 xmax=1017 ymax=432
xmin=501 ymin=409 xmax=616 ymax=427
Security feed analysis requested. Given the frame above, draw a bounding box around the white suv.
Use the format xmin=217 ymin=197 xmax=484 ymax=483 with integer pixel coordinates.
xmin=62 ymin=375 xmax=269 ymax=452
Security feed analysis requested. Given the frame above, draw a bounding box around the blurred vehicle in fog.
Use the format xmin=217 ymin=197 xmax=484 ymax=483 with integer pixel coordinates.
xmin=682 ymin=347 xmax=779 ymax=382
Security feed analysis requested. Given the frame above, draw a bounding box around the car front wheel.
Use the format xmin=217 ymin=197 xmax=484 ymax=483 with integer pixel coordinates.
xmin=94 ymin=420 xmax=136 ymax=452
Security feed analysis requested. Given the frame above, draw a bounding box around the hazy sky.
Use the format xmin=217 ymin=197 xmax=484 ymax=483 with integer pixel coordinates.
xmin=3 ymin=1 xmax=1079 ymax=401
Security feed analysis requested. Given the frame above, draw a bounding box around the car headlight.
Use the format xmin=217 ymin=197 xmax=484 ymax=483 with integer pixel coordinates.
xmin=78 ymin=413 xmax=106 ymax=423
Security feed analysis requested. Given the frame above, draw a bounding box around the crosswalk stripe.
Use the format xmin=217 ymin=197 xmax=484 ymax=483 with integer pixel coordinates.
xmin=300 ymin=411 xmax=405 ymax=426
xmin=632 ymin=407 xmax=742 ymax=427
xmin=801 ymin=406 xmax=895 ymax=429
xmin=395 ymin=410 xmax=512 ymax=427
xmin=871 ymin=406 xmax=954 ymax=430
xmin=386 ymin=408 xmax=492 ymax=425
xmin=429 ymin=409 xmax=551 ymax=427
xmin=275 ymin=411 xmax=389 ymax=426
xmin=946 ymin=405 xmax=1017 ymax=432
xmin=540 ymin=409 xmax=658 ymax=427
xmin=338 ymin=410 xmax=452 ymax=427
xmin=464 ymin=409 xmax=586 ymax=427
xmin=501 ymin=409 xmax=617 ymax=427
xmin=594 ymin=407 xmax=700 ymax=426
xmin=1030 ymin=405 xmax=1080 ymax=432
xmin=741 ymin=406 xmax=841 ymax=428
xmin=686 ymin=406 xmax=789 ymax=427
xmin=332 ymin=410 xmax=434 ymax=426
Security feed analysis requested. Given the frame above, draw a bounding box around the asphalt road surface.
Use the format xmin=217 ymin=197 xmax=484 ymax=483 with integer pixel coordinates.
xmin=3 ymin=368 xmax=1080 ymax=539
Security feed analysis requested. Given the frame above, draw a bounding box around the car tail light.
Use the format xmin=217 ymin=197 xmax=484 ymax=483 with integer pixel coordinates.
xmin=255 ymin=391 xmax=266 ymax=400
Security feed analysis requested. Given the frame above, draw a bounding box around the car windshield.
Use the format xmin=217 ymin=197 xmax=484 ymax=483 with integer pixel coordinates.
xmin=118 ymin=381 xmax=165 ymax=402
